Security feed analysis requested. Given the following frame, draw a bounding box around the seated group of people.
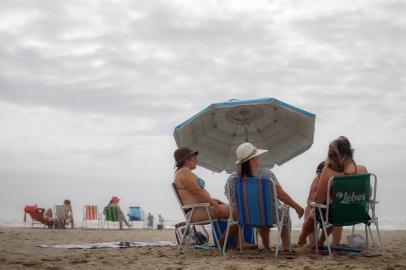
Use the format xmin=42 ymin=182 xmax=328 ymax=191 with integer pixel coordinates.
xmin=172 ymin=136 xmax=367 ymax=251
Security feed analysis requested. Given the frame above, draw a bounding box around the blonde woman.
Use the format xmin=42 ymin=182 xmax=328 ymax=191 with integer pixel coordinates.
xmin=298 ymin=136 xmax=367 ymax=248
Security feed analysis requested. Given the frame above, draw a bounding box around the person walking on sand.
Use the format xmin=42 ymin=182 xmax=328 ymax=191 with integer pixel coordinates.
xmin=147 ymin=213 xmax=154 ymax=229
xmin=158 ymin=214 xmax=164 ymax=230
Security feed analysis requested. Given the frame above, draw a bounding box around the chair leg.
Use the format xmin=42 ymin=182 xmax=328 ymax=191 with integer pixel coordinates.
xmin=365 ymin=224 xmax=369 ymax=250
xmin=222 ymin=220 xmax=231 ymax=256
xmin=179 ymin=218 xmax=192 ymax=252
xmin=239 ymin=225 xmax=243 ymax=254
xmin=374 ymin=218 xmax=384 ymax=253
xmin=276 ymin=222 xmax=283 ymax=257
xmin=318 ymin=208 xmax=331 ymax=256
xmin=288 ymin=218 xmax=292 ymax=253
xmin=204 ymin=207 xmax=221 ymax=252
xmin=313 ymin=212 xmax=319 ymax=254
xmin=368 ymin=225 xmax=375 ymax=246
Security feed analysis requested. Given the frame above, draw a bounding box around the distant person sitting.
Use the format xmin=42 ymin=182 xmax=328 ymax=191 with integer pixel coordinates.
xmin=59 ymin=199 xmax=74 ymax=228
xmin=147 ymin=213 xmax=154 ymax=229
xmin=104 ymin=196 xmax=132 ymax=229
xmin=158 ymin=214 xmax=164 ymax=230
xmin=24 ymin=205 xmax=56 ymax=228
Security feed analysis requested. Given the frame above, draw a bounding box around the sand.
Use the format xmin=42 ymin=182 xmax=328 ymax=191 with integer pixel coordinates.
xmin=0 ymin=227 xmax=405 ymax=270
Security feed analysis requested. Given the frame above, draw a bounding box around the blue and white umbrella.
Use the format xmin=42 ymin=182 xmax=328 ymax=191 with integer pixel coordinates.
xmin=174 ymin=98 xmax=316 ymax=173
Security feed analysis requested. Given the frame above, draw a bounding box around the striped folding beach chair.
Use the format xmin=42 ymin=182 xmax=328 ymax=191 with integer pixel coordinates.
xmin=312 ymin=173 xmax=383 ymax=255
xmin=83 ymin=205 xmax=101 ymax=229
xmin=222 ymin=176 xmax=290 ymax=256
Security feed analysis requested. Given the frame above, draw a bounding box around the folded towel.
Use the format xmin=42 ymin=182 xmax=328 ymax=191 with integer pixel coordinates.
xmin=37 ymin=240 xmax=177 ymax=249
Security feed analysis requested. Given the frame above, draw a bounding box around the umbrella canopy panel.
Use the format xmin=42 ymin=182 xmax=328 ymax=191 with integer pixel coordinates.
xmin=174 ymin=98 xmax=315 ymax=173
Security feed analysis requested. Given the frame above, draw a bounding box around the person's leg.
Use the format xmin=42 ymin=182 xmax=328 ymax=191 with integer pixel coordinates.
xmin=44 ymin=208 xmax=53 ymax=219
xmin=332 ymin=226 xmax=343 ymax=246
xmin=298 ymin=212 xmax=315 ymax=246
xmin=318 ymin=226 xmax=333 ymax=247
xmin=120 ymin=214 xmax=131 ymax=227
xmin=257 ymin=228 xmax=270 ymax=249
xmin=281 ymin=219 xmax=291 ymax=251
xmin=119 ymin=218 xmax=123 ymax=230
xmin=192 ymin=205 xmax=257 ymax=250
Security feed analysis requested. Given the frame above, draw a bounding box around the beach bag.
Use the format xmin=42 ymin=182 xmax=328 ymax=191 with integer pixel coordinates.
xmin=347 ymin=233 xmax=370 ymax=249
xmin=175 ymin=222 xmax=208 ymax=245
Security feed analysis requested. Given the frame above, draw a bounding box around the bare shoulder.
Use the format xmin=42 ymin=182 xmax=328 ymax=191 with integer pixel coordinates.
xmin=321 ymin=166 xmax=335 ymax=178
xmin=356 ymin=164 xmax=368 ymax=173
xmin=174 ymin=168 xmax=196 ymax=183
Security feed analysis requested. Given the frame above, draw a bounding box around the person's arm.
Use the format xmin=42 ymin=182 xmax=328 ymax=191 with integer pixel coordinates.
xmin=276 ymin=186 xmax=304 ymax=218
xmin=181 ymin=170 xmax=218 ymax=205
xmin=314 ymin=167 xmax=330 ymax=204
xmin=307 ymin=177 xmax=319 ymax=207
xmin=69 ymin=206 xmax=74 ymax=228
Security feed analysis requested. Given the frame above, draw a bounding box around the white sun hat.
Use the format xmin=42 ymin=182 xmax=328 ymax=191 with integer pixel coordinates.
xmin=235 ymin=142 xmax=268 ymax=164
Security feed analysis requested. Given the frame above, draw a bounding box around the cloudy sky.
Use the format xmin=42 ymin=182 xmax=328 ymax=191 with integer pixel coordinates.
xmin=1 ymin=0 xmax=405 ymax=227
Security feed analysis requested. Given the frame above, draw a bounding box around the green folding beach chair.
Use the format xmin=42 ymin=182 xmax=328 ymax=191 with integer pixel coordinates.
xmin=312 ymin=173 xmax=383 ymax=255
xmin=103 ymin=206 xmax=120 ymax=229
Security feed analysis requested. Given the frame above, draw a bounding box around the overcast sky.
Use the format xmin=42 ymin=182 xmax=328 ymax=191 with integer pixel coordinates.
xmin=1 ymin=0 xmax=405 ymax=227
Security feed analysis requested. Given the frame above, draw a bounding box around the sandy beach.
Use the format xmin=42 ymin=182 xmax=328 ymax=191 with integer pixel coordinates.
xmin=0 ymin=227 xmax=405 ymax=270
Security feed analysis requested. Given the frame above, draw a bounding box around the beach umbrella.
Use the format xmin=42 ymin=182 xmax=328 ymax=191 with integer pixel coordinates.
xmin=173 ymin=98 xmax=316 ymax=173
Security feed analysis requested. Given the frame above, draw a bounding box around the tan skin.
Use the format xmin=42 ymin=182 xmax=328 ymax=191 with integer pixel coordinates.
xmin=177 ymin=154 xmax=256 ymax=250
xmin=176 ymin=155 xmax=226 ymax=207
xmin=298 ymin=160 xmax=367 ymax=247
xmin=248 ymin=156 xmax=304 ymax=250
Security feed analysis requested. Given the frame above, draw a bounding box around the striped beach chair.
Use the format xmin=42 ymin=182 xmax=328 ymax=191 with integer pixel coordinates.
xmin=222 ymin=176 xmax=290 ymax=256
xmin=312 ymin=173 xmax=383 ymax=255
xmin=83 ymin=205 xmax=101 ymax=229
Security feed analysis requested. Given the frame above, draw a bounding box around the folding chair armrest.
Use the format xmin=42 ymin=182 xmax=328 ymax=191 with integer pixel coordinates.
xmin=370 ymin=200 xmax=379 ymax=204
xmin=310 ymin=202 xmax=327 ymax=209
xmin=181 ymin=203 xmax=210 ymax=209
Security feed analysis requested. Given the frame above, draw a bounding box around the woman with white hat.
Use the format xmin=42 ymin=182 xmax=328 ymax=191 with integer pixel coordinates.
xmin=225 ymin=142 xmax=304 ymax=251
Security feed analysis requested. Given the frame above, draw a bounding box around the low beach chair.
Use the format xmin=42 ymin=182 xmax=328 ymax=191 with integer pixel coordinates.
xmin=222 ymin=176 xmax=290 ymax=256
xmin=171 ymin=183 xmax=221 ymax=252
xmin=23 ymin=205 xmax=54 ymax=228
xmin=311 ymin=173 xmax=383 ymax=255
xmin=83 ymin=205 xmax=102 ymax=229
xmin=127 ymin=206 xmax=143 ymax=226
